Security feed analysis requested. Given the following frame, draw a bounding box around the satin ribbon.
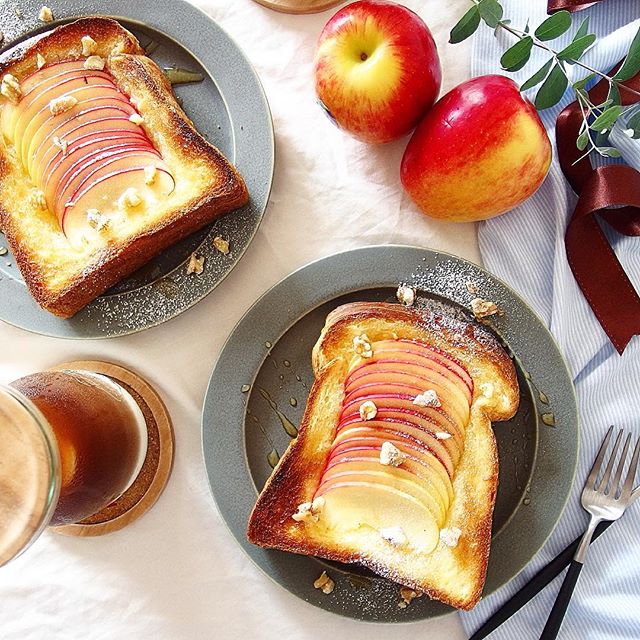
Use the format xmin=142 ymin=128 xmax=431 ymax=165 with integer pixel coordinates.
xmin=556 ymin=68 xmax=640 ymax=353
xmin=548 ymin=0 xmax=600 ymax=13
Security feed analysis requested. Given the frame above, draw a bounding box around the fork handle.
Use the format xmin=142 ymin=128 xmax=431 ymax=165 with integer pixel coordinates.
xmin=539 ymin=560 xmax=583 ymax=639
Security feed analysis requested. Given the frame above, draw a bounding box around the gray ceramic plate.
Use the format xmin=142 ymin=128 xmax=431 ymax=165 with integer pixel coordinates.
xmin=0 ymin=0 xmax=274 ymax=338
xmin=202 ymin=245 xmax=579 ymax=622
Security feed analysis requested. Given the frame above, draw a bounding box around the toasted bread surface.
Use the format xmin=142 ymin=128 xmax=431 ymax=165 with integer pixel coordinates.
xmin=248 ymin=302 xmax=519 ymax=610
xmin=0 ymin=18 xmax=248 ymax=317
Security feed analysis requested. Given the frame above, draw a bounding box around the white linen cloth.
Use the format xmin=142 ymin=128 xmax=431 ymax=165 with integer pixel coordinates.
xmin=0 ymin=1 xmax=477 ymax=638
xmin=461 ymin=2 xmax=640 ymax=639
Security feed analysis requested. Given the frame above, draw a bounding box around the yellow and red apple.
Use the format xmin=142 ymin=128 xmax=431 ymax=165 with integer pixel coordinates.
xmin=314 ymin=0 xmax=442 ymax=144
xmin=401 ymin=74 xmax=551 ymax=222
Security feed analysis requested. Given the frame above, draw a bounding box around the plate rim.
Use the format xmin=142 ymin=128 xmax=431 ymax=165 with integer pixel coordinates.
xmin=0 ymin=0 xmax=275 ymax=339
xmin=201 ymin=244 xmax=579 ymax=623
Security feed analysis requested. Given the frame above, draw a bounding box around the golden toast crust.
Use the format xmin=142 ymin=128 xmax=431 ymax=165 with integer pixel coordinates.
xmin=247 ymin=302 xmax=519 ymax=610
xmin=0 ymin=18 xmax=248 ymax=317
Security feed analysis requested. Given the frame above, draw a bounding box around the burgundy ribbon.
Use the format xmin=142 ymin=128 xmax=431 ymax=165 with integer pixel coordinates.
xmin=556 ymin=68 xmax=640 ymax=354
xmin=548 ymin=0 xmax=599 ymax=13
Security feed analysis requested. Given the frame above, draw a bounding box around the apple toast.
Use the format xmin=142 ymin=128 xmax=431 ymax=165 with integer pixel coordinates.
xmin=247 ymin=301 xmax=519 ymax=610
xmin=0 ymin=17 xmax=248 ymax=317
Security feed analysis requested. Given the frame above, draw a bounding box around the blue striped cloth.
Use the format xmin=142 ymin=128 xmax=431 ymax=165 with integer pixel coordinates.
xmin=460 ymin=2 xmax=640 ymax=638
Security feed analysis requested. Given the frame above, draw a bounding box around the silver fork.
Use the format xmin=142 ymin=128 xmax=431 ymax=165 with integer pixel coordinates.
xmin=540 ymin=426 xmax=640 ymax=639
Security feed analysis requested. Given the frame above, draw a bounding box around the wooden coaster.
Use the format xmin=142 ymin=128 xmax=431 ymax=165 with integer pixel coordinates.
xmin=251 ymin=0 xmax=343 ymax=15
xmin=47 ymin=361 xmax=174 ymax=537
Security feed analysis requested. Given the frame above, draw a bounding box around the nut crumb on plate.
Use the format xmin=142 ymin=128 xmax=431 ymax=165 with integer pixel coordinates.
xmin=471 ymin=297 xmax=501 ymax=319
xmin=314 ymin=571 xmax=335 ymax=594
xmin=396 ymin=284 xmax=415 ymax=306
xmin=398 ymin=587 xmax=423 ymax=608
xmin=466 ymin=280 xmax=478 ymax=295
xmin=213 ymin=236 xmax=230 ymax=255
xmin=186 ymin=253 xmax=205 ymax=275
xmin=38 ymin=6 xmax=53 ymax=22
xmin=359 ymin=400 xmax=377 ymax=421
xmin=379 ymin=441 xmax=405 ymax=467
xmin=413 ymin=389 xmax=441 ymax=408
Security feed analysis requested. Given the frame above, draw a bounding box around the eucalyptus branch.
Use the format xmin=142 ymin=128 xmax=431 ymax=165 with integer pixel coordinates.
xmin=450 ymin=0 xmax=640 ymax=155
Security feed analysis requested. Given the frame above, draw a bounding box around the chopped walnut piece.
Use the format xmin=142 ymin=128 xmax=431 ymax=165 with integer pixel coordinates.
xmin=86 ymin=209 xmax=109 ymax=232
xmin=1 ymin=74 xmax=22 ymax=104
xmin=36 ymin=53 xmax=46 ymax=69
xmin=353 ymin=333 xmax=372 ymax=358
xmin=440 ymin=527 xmax=462 ymax=548
xmin=471 ymin=297 xmax=501 ymax=319
xmin=144 ymin=166 xmax=157 ymax=185
xmin=84 ymin=55 xmax=105 ymax=71
xmin=466 ymin=280 xmax=478 ymax=295
xmin=396 ymin=284 xmax=415 ymax=306
xmin=29 ymin=190 xmax=47 ymax=211
xmin=213 ymin=236 xmax=230 ymax=255
xmin=398 ymin=587 xmax=423 ymax=608
xmin=38 ymin=6 xmax=53 ymax=22
xmin=49 ymin=94 xmax=78 ymax=115
xmin=81 ymin=35 xmax=97 ymax=56
xmin=186 ymin=253 xmax=205 ymax=275
xmin=129 ymin=113 xmax=144 ymax=125
xmin=380 ymin=526 xmax=407 ymax=546
xmin=379 ymin=441 xmax=405 ymax=467
xmin=52 ymin=136 xmax=68 ymax=155
xmin=118 ymin=188 xmax=142 ymax=209
xmin=314 ymin=571 xmax=335 ymax=595
xmin=359 ymin=400 xmax=377 ymax=421
xmin=291 ymin=497 xmax=324 ymax=523
xmin=413 ymin=389 xmax=441 ymax=408
xmin=435 ymin=431 xmax=452 ymax=440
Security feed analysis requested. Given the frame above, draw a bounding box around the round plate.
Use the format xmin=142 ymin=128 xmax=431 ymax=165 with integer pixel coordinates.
xmin=202 ymin=245 xmax=579 ymax=622
xmin=251 ymin=0 xmax=343 ymax=14
xmin=0 ymin=0 xmax=274 ymax=338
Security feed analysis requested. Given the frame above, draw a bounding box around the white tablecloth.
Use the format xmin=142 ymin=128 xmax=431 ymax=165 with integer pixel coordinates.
xmin=0 ymin=1 xmax=477 ymax=637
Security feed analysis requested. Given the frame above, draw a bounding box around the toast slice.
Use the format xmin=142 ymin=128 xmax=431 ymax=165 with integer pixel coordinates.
xmin=248 ymin=301 xmax=519 ymax=610
xmin=0 ymin=18 xmax=248 ymax=317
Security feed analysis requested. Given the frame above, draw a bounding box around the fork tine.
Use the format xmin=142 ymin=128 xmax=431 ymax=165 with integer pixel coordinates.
xmin=620 ymin=437 xmax=640 ymax=502
xmin=596 ymin=429 xmax=624 ymax=493
xmin=586 ymin=426 xmax=614 ymax=489
xmin=611 ymin=433 xmax=632 ymax=496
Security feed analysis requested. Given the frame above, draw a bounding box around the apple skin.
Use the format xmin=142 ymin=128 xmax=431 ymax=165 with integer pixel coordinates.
xmin=314 ymin=0 xmax=441 ymax=144
xmin=400 ymin=74 xmax=552 ymax=222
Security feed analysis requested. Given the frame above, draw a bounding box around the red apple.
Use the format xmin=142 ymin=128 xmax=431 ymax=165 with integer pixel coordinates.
xmin=401 ymin=74 xmax=552 ymax=221
xmin=314 ymin=0 xmax=441 ymax=144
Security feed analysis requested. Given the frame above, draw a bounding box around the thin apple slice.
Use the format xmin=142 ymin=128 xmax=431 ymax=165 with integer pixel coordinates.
xmin=316 ymin=482 xmax=441 ymax=553
xmin=375 ymin=339 xmax=473 ymax=392
xmin=333 ymin=423 xmax=455 ymax=477
xmin=326 ymin=448 xmax=451 ymax=513
xmin=20 ymin=60 xmax=87 ymax=96
xmin=327 ymin=437 xmax=454 ymax=504
xmin=62 ymin=164 xmax=175 ymax=240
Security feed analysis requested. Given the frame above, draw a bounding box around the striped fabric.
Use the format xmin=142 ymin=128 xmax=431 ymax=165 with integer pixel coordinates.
xmin=461 ymin=2 xmax=640 ymax=638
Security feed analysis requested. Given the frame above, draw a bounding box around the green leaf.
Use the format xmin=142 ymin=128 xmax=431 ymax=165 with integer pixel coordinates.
xmin=607 ymin=82 xmax=621 ymax=107
xmin=520 ymin=59 xmax=554 ymax=91
xmin=598 ymin=146 xmax=622 ymax=158
xmin=478 ymin=0 xmax=503 ymax=29
xmin=450 ymin=5 xmax=481 ymax=44
xmin=576 ymin=130 xmax=590 ymax=151
xmin=534 ymin=10 xmax=572 ymax=41
xmin=572 ymin=73 xmax=597 ymax=91
xmin=590 ymin=105 xmax=624 ymax=132
xmin=535 ymin=64 xmax=569 ymax=109
xmin=557 ymin=34 xmax=597 ymax=62
xmin=524 ymin=20 xmax=530 ymax=34
xmin=613 ymin=26 xmax=640 ymax=81
xmin=500 ymin=36 xmax=534 ymax=71
xmin=574 ymin=16 xmax=590 ymax=41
